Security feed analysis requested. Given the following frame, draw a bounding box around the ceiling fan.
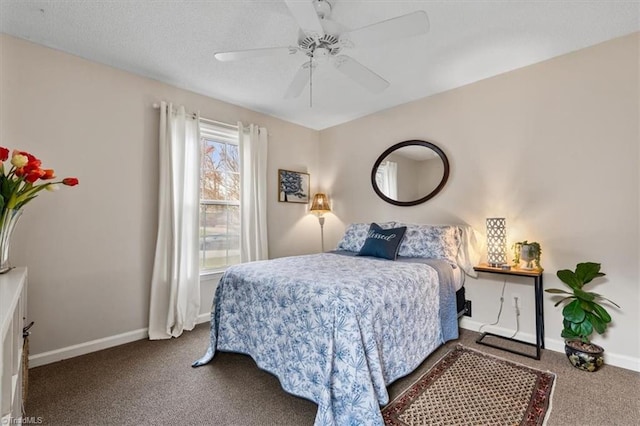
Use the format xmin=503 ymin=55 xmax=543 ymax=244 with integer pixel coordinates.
xmin=214 ymin=0 xmax=429 ymax=103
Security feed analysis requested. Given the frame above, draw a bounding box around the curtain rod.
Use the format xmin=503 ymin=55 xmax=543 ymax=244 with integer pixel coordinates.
xmin=152 ymin=103 xmax=238 ymax=130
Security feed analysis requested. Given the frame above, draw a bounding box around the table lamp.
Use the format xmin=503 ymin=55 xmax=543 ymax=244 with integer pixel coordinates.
xmin=310 ymin=193 xmax=331 ymax=252
xmin=486 ymin=217 xmax=507 ymax=267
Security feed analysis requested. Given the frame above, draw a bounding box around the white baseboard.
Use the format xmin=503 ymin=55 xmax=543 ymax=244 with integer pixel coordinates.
xmin=459 ymin=318 xmax=640 ymax=372
xmin=29 ymin=328 xmax=149 ymax=368
xmin=197 ymin=312 xmax=211 ymax=324
xmin=27 ymin=316 xmax=639 ymax=372
xmin=459 ymin=317 xmax=538 ymax=344
xmin=29 ymin=315 xmax=212 ymax=368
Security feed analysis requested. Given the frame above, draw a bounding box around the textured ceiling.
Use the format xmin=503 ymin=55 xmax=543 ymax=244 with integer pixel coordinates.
xmin=1 ymin=1 xmax=638 ymax=130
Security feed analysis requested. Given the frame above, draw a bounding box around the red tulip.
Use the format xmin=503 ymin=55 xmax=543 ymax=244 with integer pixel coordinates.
xmin=23 ymin=157 xmax=41 ymax=172
xmin=41 ymin=169 xmax=55 ymax=180
xmin=25 ymin=170 xmax=45 ymax=183
xmin=62 ymin=177 xmax=79 ymax=186
xmin=13 ymin=150 xmax=40 ymax=168
xmin=1 ymin=147 xmax=78 ymax=211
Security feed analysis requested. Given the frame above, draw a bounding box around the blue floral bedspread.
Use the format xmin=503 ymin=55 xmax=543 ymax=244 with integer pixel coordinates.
xmin=193 ymin=252 xmax=458 ymax=426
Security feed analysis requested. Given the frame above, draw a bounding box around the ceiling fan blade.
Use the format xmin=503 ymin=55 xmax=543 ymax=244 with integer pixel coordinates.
xmin=214 ymin=46 xmax=297 ymax=62
xmin=284 ymin=0 xmax=324 ymax=38
xmin=333 ymin=55 xmax=389 ymax=94
xmin=284 ymin=62 xmax=315 ymax=99
xmin=339 ymin=10 xmax=429 ymax=48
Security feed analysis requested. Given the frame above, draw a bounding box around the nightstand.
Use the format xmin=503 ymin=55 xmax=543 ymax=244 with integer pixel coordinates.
xmin=473 ymin=264 xmax=544 ymax=360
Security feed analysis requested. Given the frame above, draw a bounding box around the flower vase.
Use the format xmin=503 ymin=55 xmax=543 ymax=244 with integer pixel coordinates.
xmin=0 ymin=208 xmax=23 ymax=274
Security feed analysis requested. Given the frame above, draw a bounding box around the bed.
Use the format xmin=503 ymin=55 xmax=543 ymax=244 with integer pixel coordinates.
xmin=193 ymin=223 xmax=479 ymax=426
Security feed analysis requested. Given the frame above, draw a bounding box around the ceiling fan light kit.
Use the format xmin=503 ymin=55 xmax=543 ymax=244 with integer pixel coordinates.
xmin=313 ymin=0 xmax=332 ymax=20
xmin=214 ymin=0 xmax=430 ymax=104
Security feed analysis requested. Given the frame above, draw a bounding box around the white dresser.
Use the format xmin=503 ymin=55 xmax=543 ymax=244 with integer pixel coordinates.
xmin=0 ymin=267 xmax=27 ymax=423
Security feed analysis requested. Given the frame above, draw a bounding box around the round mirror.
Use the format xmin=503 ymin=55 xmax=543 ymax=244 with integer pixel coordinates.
xmin=371 ymin=140 xmax=450 ymax=206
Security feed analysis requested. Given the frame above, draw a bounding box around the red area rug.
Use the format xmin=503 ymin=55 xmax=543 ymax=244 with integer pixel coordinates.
xmin=382 ymin=345 xmax=556 ymax=426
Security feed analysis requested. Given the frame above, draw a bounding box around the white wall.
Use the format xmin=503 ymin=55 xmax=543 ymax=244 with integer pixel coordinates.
xmin=319 ymin=33 xmax=639 ymax=369
xmin=0 ymin=35 xmax=321 ymax=357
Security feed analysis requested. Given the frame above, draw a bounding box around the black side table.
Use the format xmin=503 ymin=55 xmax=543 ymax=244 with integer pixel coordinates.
xmin=473 ymin=264 xmax=544 ymax=360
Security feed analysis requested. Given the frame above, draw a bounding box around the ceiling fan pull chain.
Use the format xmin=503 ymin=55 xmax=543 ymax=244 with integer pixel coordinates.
xmin=309 ymin=57 xmax=313 ymax=108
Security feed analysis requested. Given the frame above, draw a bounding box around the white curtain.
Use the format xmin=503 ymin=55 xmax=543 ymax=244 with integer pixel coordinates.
xmin=238 ymin=122 xmax=269 ymax=262
xmin=385 ymin=160 xmax=398 ymax=199
xmin=149 ymin=102 xmax=201 ymax=340
xmin=376 ymin=161 xmax=398 ymax=199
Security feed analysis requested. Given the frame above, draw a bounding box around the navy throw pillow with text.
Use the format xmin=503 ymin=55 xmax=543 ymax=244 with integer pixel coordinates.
xmin=357 ymin=223 xmax=407 ymax=260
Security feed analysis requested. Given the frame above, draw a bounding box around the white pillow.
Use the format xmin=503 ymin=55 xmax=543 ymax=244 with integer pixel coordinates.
xmin=394 ymin=223 xmax=461 ymax=265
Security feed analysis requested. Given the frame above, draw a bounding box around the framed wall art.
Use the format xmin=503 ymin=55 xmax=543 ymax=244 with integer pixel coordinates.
xmin=278 ymin=169 xmax=310 ymax=203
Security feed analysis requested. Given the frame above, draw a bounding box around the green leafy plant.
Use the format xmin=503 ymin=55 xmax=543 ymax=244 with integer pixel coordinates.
xmin=512 ymin=241 xmax=542 ymax=270
xmin=545 ymin=262 xmax=620 ymax=343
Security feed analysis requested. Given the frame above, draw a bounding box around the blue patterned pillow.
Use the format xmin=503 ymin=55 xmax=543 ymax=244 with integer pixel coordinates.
xmin=357 ymin=223 xmax=407 ymax=260
xmin=395 ymin=224 xmax=461 ymax=264
xmin=336 ymin=222 xmax=396 ymax=252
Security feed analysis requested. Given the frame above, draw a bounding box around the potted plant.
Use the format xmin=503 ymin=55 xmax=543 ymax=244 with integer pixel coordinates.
xmin=545 ymin=262 xmax=620 ymax=372
xmin=512 ymin=241 xmax=542 ymax=270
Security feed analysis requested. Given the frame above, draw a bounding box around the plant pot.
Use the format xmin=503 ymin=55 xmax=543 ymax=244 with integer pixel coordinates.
xmin=565 ymin=339 xmax=604 ymax=372
xmin=519 ymin=244 xmax=538 ymax=270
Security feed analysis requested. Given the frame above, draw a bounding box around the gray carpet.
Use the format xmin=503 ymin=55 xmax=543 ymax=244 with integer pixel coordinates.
xmin=26 ymin=325 xmax=639 ymax=425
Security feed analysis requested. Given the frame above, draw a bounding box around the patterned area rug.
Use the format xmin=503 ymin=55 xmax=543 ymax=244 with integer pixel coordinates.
xmin=382 ymin=345 xmax=556 ymax=426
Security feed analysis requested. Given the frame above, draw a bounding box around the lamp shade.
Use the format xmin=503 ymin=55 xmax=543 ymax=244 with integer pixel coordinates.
xmin=486 ymin=217 xmax=507 ymax=267
xmin=310 ymin=193 xmax=331 ymax=215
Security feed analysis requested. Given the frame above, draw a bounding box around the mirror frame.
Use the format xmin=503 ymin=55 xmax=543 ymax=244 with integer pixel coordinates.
xmin=371 ymin=140 xmax=450 ymax=207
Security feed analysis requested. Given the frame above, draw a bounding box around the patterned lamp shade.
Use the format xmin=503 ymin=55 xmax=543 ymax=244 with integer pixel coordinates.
xmin=486 ymin=218 xmax=507 ymax=267
xmin=310 ymin=193 xmax=331 ymax=215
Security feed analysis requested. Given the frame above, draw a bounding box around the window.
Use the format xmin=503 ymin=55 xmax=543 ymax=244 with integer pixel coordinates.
xmin=199 ymin=121 xmax=240 ymax=273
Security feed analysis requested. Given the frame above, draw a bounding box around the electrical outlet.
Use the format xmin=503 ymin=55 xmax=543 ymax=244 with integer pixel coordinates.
xmin=463 ymin=300 xmax=472 ymax=317
xmin=512 ymin=294 xmax=520 ymax=308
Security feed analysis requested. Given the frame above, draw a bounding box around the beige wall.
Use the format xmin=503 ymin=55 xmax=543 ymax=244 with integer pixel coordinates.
xmin=319 ymin=33 xmax=639 ymax=368
xmin=1 ymin=32 xmax=638 ymax=369
xmin=0 ymin=35 xmax=320 ymax=355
